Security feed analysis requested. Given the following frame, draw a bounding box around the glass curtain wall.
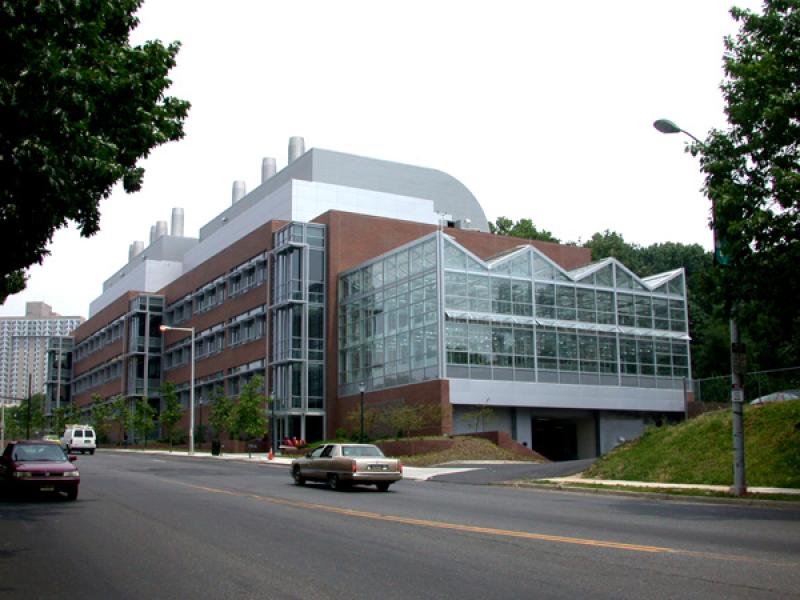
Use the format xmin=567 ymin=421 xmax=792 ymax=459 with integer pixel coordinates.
xmin=339 ymin=233 xmax=689 ymax=396
xmin=339 ymin=234 xmax=439 ymax=396
xmin=45 ymin=336 xmax=73 ymax=415
xmin=270 ymin=223 xmax=326 ymax=441
xmin=125 ymin=295 xmax=164 ymax=399
xmin=442 ymin=238 xmax=690 ymax=389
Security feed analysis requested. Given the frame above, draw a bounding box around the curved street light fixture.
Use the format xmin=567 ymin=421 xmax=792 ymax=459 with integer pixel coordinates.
xmin=653 ymin=118 xmax=746 ymax=496
xmin=160 ymin=324 xmax=196 ymax=455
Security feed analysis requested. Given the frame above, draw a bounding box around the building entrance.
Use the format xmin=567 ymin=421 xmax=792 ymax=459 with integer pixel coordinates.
xmin=531 ymin=417 xmax=578 ymax=461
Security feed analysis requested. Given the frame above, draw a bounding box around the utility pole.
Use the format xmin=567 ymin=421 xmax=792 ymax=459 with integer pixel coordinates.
xmin=26 ymin=373 xmax=32 ymax=439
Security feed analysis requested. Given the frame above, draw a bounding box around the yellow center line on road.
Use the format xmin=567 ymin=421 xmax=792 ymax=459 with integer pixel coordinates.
xmin=164 ymin=479 xmax=770 ymax=562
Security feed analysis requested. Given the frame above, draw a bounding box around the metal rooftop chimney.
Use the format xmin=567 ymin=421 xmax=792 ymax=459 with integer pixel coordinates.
xmin=232 ymin=180 xmax=246 ymax=204
xmin=288 ymin=136 xmax=305 ymax=163
xmin=131 ymin=240 xmax=144 ymax=257
xmin=171 ymin=207 xmax=185 ymax=237
xmin=155 ymin=220 xmax=168 ymax=239
xmin=262 ymin=157 xmax=277 ymax=182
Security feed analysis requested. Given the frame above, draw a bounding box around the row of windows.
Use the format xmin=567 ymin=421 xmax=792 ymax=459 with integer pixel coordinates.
xmin=444 ymin=320 xmax=689 ymax=378
xmin=163 ymin=310 xmax=267 ymax=371
xmin=72 ymin=359 xmax=123 ymax=395
xmin=340 ymin=238 xmax=437 ymax=301
xmin=444 ymin=273 xmax=687 ymax=332
xmin=164 ymin=253 xmax=267 ymax=326
xmin=340 ymin=272 xmax=438 ymax=348
xmin=339 ymin=323 xmax=439 ymax=387
xmin=74 ymin=319 xmax=124 ymax=361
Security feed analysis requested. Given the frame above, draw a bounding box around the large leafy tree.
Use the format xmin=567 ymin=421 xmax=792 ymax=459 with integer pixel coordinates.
xmin=694 ymin=0 xmax=800 ymax=367
xmin=0 ymin=0 xmax=190 ymax=302
xmin=488 ymin=217 xmax=561 ymax=243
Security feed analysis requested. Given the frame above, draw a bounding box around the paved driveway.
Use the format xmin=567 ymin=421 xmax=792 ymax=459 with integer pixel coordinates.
xmin=428 ymin=458 xmax=596 ymax=485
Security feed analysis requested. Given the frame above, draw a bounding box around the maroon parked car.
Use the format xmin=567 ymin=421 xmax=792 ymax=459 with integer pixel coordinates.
xmin=0 ymin=440 xmax=80 ymax=501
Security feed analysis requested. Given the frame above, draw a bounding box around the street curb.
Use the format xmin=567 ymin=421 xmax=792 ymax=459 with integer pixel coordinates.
xmin=102 ymin=448 xmax=293 ymax=466
xmin=495 ymin=481 xmax=800 ymax=510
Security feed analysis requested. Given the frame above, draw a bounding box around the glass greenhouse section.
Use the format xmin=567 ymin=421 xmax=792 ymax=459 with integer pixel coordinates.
xmin=339 ymin=232 xmax=690 ymax=395
xmin=442 ymin=238 xmax=689 ymax=389
xmin=339 ymin=234 xmax=439 ymax=396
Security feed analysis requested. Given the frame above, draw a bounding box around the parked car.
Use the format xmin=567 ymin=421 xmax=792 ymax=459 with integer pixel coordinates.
xmin=750 ymin=389 xmax=800 ymax=405
xmin=0 ymin=440 xmax=80 ymax=500
xmin=291 ymin=443 xmax=402 ymax=491
xmin=62 ymin=424 xmax=96 ymax=454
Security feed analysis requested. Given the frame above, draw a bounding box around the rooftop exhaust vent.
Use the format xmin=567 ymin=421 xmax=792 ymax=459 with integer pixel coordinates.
xmin=232 ymin=180 xmax=246 ymax=204
xmin=262 ymin=157 xmax=276 ymax=183
xmin=171 ymin=208 xmax=184 ymax=237
xmin=288 ymin=136 xmax=305 ymax=163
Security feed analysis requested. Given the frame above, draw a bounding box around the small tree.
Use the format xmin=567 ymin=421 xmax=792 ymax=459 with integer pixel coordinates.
xmin=231 ymin=375 xmax=267 ymax=458
xmin=382 ymin=403 xmax=442 ymax=439
xmin=159 ymin=381 xmax=182 ymax=452
xmin=51 ymin=406 xmax=67 ymax=436
xmin=112 ymin=395 xmax=130 ymax=446
xmin=17 ymin=393 xmax=46 ymax=438
xmin=132 ymin=398 xmax=156 ymax=447
xmin=4 ymin=405 xmax=23 ymax=439
xmin=208 ymin=387 xmax=233 ymax=447
xmin=460 ymin=402 xmax=495 ymax=433
xmin=62 ymin=401 xmax=81 ymax=426
xmin=90 ymin=398 xmax=112 ymax=444
xmin=345 ymin=406 xmax=381 ymax=441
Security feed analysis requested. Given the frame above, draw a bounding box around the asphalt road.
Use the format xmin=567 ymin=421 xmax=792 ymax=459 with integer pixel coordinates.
xmin=1 ymin=452 xmax=799 ymax=600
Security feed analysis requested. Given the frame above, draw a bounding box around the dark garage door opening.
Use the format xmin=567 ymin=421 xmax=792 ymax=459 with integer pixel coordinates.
xmin=532 ymin=417 xmax=578 ymax=461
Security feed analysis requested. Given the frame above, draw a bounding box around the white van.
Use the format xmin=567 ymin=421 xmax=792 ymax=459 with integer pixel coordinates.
xmin=62 ymin=424 xmax=96 ymax=455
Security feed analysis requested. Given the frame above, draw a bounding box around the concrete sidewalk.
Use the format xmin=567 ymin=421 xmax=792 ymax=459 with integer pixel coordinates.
xmin=104 ymin=448 xmax=477 ymax=481
xmin=535 ymin=475 xmax=800 ymax=497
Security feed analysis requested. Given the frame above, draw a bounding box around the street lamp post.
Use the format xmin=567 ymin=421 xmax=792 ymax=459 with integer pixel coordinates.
xmin=160 ymin=324 xmax=196 ymax=455
xmin=270 ymin=390 xmax=276 ymax=456
xmin=359 ymin=382 xmax=365 ymax=443
xmin=654 ymin=118 xmax=746 ymax=496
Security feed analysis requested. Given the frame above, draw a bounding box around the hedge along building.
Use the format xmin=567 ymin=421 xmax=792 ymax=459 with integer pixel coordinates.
xmin=69 ymin=138 xmax=689 ymax=459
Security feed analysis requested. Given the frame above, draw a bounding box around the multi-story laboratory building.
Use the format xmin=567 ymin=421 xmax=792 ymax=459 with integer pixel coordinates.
xmin=69 ymin=138 xmax=690 ymax=459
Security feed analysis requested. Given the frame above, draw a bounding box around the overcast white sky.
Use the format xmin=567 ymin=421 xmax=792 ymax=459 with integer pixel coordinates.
xmin=1 ymin=0 xmax=763 ymax=319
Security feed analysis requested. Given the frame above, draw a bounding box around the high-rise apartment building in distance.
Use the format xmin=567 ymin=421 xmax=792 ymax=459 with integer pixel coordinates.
xmin=0 ymin=302 xmax=84 ymax=403
xmin=69 ymin=138 xmax=691 ymax=460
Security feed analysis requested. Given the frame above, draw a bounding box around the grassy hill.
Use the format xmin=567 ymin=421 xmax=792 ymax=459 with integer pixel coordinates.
xmin=584 ymin=400 xmax=800 ymax=488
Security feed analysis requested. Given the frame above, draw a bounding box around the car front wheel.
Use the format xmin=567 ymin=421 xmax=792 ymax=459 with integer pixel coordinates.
xmin=292 ymin=467 xmax=305 ymax=486
xmin=66 ymin=487 xmax=78 ymax=501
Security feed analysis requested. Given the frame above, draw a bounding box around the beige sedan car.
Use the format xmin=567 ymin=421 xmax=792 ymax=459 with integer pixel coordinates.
xmin=291 ymin=443 xmax=402 ymax=491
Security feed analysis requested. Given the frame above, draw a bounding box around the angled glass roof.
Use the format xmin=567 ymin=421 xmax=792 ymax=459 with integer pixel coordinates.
xmin=443 ymin=234 xmax=685 ymax=293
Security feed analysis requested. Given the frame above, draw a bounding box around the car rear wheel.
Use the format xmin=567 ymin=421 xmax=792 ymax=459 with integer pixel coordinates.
xmin=375 ymin=482 xmax=391 ymax=492
xmin=89 ymin=449 xmax=95 ymax=455
xmin=66 ymin=487 xmax=78 ymax=501
xmin=292 ymin=467 xmax=306 ymax=486
xmin=327 ymin=473 xmax=341 ymax=490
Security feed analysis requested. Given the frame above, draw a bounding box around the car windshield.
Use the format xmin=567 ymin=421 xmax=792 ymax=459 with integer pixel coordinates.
xmin=13 ymin=444 xmax=68 ymax=462
xmin=341 ymin=446 xmax=385 ymax=457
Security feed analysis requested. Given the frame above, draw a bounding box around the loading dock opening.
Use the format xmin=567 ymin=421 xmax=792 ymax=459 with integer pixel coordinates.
xmin=532 ymin=417 xmax=578 ymax=461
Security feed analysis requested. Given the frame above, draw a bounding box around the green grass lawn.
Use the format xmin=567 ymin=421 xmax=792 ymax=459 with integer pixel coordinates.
xmin=585 ymin=400 xmax=800 ymax=488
